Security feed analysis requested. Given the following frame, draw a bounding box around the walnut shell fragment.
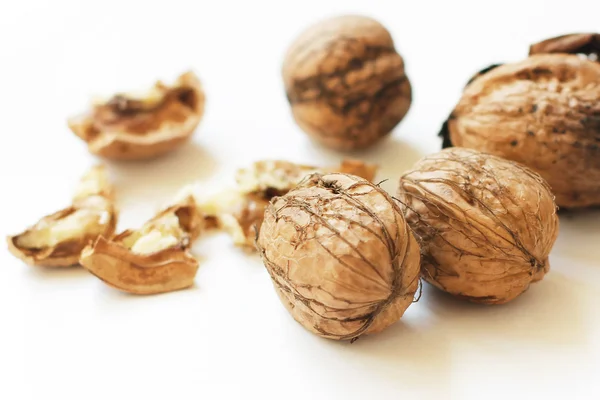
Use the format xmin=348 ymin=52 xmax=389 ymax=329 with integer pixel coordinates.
xmin=442 ymin=52 xmax=600 ymax=208
xmin=80 ymin=196 xmax=203 ymax=294
xmin=529 ymin=33 xmax=600 ymax=59
xmin=397 ymin=148 xmax=559 ymax=304
xmin=283 ymin=15 xmax=412 ymax=150
xmin=257 ymin=173 xmax=420 ymax=340
xmin=68 ymin=71 xmax=205 ymax=160
xmin=7 ymin=165 xmax=116 ymax=267
xmin=178 ymin=159 xmax=379 ymax=251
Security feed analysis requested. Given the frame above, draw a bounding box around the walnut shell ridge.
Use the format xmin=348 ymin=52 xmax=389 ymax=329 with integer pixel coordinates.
xmin=398 ymin=148 xmax=559 ymax=304
xmin=283 ymin=15 xmax=411 ymax=151
xmin=257 ymin=173 xmax=420 ymax=340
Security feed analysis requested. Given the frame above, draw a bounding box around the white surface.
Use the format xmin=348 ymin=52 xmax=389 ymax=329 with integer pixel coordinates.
xmin=1 ymin=1 xmax=599 ymax=399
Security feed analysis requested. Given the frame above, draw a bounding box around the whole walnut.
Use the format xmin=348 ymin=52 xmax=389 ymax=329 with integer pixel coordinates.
xmin=283 ymin=15 xmax=411 ymax=151
xmin=441 ymin=34 xmax=600 ymax=208
xmin=397 ymin=148 xmax=559 ymax=304
xmin=257 ymin=173 xmax=420 ymax=340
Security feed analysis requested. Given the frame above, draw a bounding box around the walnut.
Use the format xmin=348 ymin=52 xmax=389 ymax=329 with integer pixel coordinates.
xmin=7 ymin=165 xmax=117 ymax=267
xmin=441 ymin=34 xmax=600 ymax=208
xmin=79 ymin=196 xmax=203 ymax=295
xmin=68 ymin=71 xmax=205 ymax=160
xmin=397 ymin=148 xmax=559 ymax=304
xmin=257 ymin=173 xmax=421 ymax=340
xmin=283 ymin=15 xmax=411 ymax=150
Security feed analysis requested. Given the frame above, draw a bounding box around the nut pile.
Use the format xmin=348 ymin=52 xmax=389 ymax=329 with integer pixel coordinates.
xmin=11 ymin=23 xmax=596 ymax=343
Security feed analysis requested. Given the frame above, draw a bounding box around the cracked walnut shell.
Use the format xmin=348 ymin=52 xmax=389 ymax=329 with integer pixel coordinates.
xmin=257 ymin=173 xmax=420 ymax=340
xmin=80 ymin=196 xmax=203 ymax=295
xmin=68 ymin=71 xmax=205 ymax=160
xmin=7 ymin=165 xmax=117 ymax=267
xmin=441 ymin=40 xmax=600 ymax=208
xmin=397 ymin=148 xmax=559 ymax=304
xmin=283 ymin=15 xmax=411 ymax=150
xmin=175 ymin=159 xmax=378 ymax=251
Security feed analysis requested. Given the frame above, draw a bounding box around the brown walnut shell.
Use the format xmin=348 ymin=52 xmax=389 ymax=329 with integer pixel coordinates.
xmin=443 ymin=53 xmax=600 ymax=208
xmin=283 ymin=15 xmax=411 ymax=150
xmin=257 ymin=173 xmax=420 ymax=340
xmin=397 ymin=148 xmax=559 ymax=304
xmin=80 ymin=196 xmax=202 ymax=294
xmin=529 ymin=33 xmax=600 ymax=59
xmin=7 ymin=165 xmax=117 ymax=267
xmin=68 ymin=71 xmax=205 ymax=160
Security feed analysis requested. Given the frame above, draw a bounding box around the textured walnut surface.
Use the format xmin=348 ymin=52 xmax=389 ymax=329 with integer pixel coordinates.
xmin=258 ymin=173 xmax=420 ymax=340
xmin=398 ymin=148 xmax=559 ymax=304
xmin=283 ymin=15 xmax=411 ymax=150
xmin=445 ymin=54 xmax=600 ymax=208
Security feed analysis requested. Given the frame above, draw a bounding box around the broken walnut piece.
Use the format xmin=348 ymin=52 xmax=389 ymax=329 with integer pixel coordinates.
xmin=68 ymin=71 xmax=205 ymax=160
xmin=178 ymin=159 xmax=378 ymax=251
xmin=218 ymin=194 xmax=271 ymax=249
xmin=7 ymin=165 xmax=117 ymax=267
xmin=333 ymin=159 xmax=378 ymax=182
xmin=79 ymin=196 xmax=203 ymax=295
xmin=529 ymin=33 xmax=600 ymax=60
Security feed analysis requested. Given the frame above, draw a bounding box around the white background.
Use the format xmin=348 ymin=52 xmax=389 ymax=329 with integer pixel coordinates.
xmin=1 ymin=1 xmax=599 ymax=399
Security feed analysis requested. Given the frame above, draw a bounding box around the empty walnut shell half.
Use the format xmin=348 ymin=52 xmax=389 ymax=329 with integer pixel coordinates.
xmin=258 ymin=173 xmax=420 ymax=340
xmin=441 ymin=52 xmax=600 ymax=208
xmin=7 ymin=165 xmax=117 ymax=267
xmin=283 ymin=15 xmax=411 ymax=150
xmin=398 ymin=148 xmax=559 ymax=304
xmin=68 ymin=71 xmax=205 ymax=160
xmin=80 ymin=196 xmax=203 ymax=294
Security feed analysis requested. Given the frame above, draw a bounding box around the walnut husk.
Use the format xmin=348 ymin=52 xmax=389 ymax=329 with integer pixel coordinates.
xmin=397 ymin=148 xmax=559 ymax=304
xmin=283 ymin=15 xmax=411 ymax=150
xmin=257 ymin=173 xmax=420 ymax=340
xmin=80 ymin=196 xmax=202 ymax=294
xmin=68 ymin=71 xmax=205 ymax=160
xmin=7 ymin=165 xmax=117 ymax=267
xmin=442 ymin=39 xmax=600 ymax=208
